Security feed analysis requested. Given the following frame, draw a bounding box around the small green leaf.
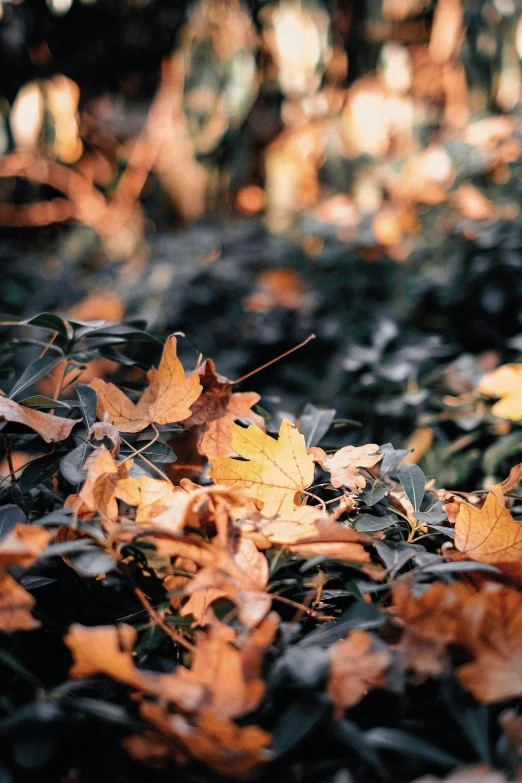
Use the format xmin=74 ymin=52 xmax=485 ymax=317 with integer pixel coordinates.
xmin=398 ymin=463 xmax=425 ymax=511
xmin=9 ymin=355 xmax=64 ymax=400
xmin=361 ymin=479 xmax=388 ymax=506
xmin=354 ymin=514 xmax=398 ymax=532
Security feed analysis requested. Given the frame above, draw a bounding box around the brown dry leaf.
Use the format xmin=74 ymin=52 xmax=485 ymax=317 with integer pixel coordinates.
xmin=327 ymin=629 xmax=390 ymax=719
xmin=0 ymin=397 xmax=80 ymax=443
xmin=477 ymin=363 xmax=522 ymax=421
xmin=286 ymin=517 xmax=374 ymax=564
xmin=453 ymin=485 xmax=522 ymax=566
xmin=310 ymin=443 xmax=381 ymax=492
xmin=392 ymin=580 xmax=475 ymax=679
xmin=64 ymin=623 xmax=204 ymax=711
xmin=79 ymin=446 xmax=140 ymax=521
xmin=208 ymin=418 xmax=315 ymax=518
xmin=0 ymin=572 xmax=39 ymax=631
xmin=456 ymin=582 xmax=522 ymax=702
xmin=135 ymin=475 xmax=193 ymax=530
xmin=91 ymin=336 xmax=202 ymax=432
xmin=500 ymin=462 xmax=522 ymax=494
xmin=87 ymin=421 xmax=121 ymax=457
xmin=237 ymin=503 xmax=324 ymax=547
xmin=183 ymin=359 xmax=265 ymax=458
xmin=165 ymin=427 xmax=205 ymax=483
xmin=402 ymin=427 xmax=434 ymax=464
xmin=240 ymin=611 xmax=280 ymax=681
xmin=394 ymin=580 xmax=522 ymax=701
xmin=181 ymin=538 xmax=271 ymax=628
xmin=131 ymin=702 xmax=271 ymax=778
xmin=0 ymin=524 xmax=51 ymax=568
xmin=177 ymin=620 xmax=268 ymax=720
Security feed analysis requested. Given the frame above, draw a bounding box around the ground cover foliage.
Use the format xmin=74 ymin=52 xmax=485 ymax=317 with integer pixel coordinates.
xmin=0 ymin=308 xmax=522 ymax=783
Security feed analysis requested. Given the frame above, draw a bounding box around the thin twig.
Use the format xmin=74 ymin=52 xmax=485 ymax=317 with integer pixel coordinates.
xmin=230 ymin=334 xmax=316 ymax=385
xmin=2 ymin=435 xmax=17 ymax=486
xmin=119 ymin=425 xmax=173 ymax=484
xmin=133 ymin=585 xmax=194 ymax=652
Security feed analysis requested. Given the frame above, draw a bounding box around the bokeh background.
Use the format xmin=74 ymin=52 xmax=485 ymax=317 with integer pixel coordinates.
xmin=2 ymin=0 xmax=522 ymax=489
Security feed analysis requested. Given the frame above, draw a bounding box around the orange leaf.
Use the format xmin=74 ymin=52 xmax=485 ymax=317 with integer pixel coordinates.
xmin=79 ymin=446 xmax=140 ymax=521
xmin=454 ymin=486 xmax=522 ymax=565
xmin=128 ymin=703 xmax=271 ymax=778
xmin=392 ymin=580 xmax=474 ymax=678
xmin=176 ymin=617 xmax=270 ymax=720
xmin=0 ymin=524 xmax=51 ymax=568
xmin=135 ymin=475 xmax=193 ymax=530
xmin=0 ymin=397 xmax=80 ymax=443
xmin=456 ymin=583 xmax=522 ymax=702
xmin=0 ymin=572 xmax=39 ymax=631
xmin=327 ymin=629 xmax=390 ymax=719
xmin=181 ymin=537 xmax=271 ymax=628
xmin=64 ymin=623 xmax=204 ymax=711
xmin=183 ymin=359 xmax=265 ymax=458
xmin=91 ymin=336 xmax=202 ymax=432
xmin=208 ymin=419 xmax=315 ymax=518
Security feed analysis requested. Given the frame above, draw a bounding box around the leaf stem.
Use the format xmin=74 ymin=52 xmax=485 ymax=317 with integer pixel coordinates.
xmin=230 ymin=334 xmax=316 ymax=385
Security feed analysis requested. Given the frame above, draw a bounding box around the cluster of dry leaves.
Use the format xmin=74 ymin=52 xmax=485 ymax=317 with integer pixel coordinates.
xmin=3 ymin=334 xmax=522 ymax=780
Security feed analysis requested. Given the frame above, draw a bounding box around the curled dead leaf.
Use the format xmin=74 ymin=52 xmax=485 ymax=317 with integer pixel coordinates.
xmin=79 ymin=446 xmax=140 ymax=522
xmin=0 ymin=397 xmax=80 ymax=443
xmin=310 ymin=443 xmax=381 ymax=492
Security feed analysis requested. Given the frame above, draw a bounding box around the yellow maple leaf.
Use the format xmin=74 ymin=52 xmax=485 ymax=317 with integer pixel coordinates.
xmin=207 ymin=418 xmax=315 ymax=517
xmin=90 ymin=336 xmax=202 ymax=432
xmin=478 ymin=363 xmax=522 ymax=420
xmin=454 ymin=486 xmax=522 ymax=564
